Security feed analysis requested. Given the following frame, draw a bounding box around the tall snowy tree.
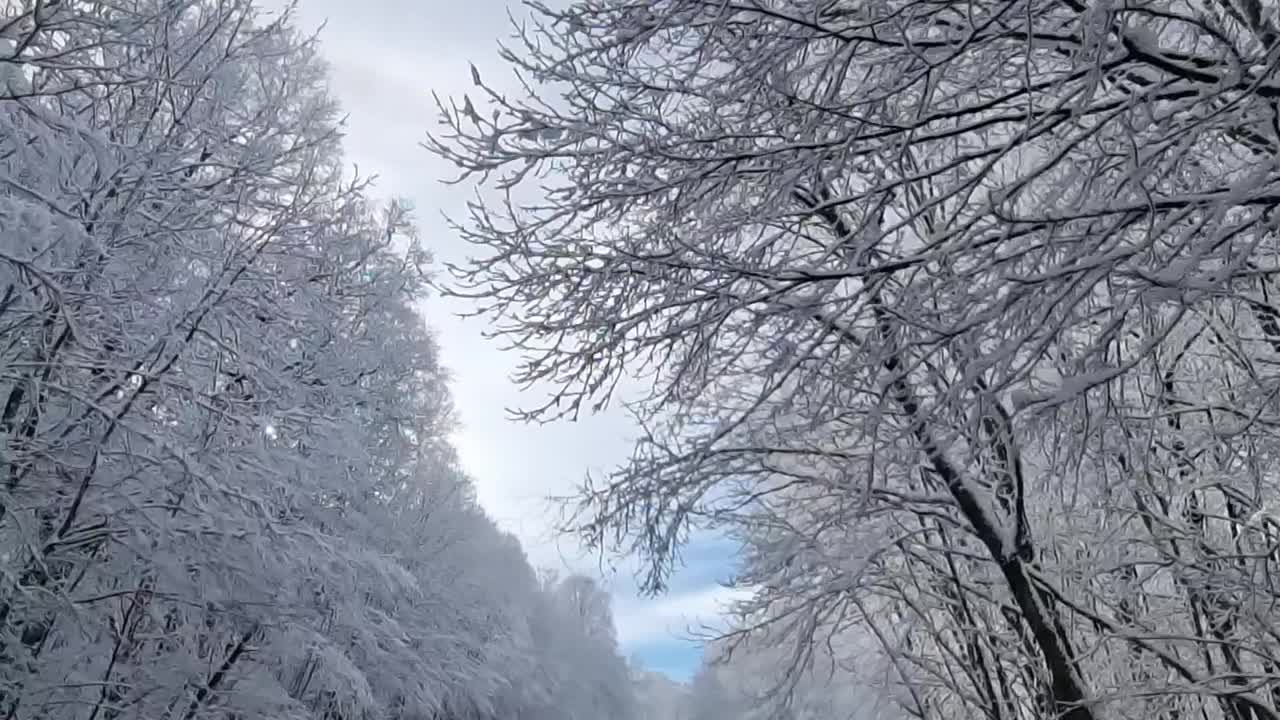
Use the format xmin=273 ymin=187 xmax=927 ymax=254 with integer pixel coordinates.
xmin=0 ymin=1 xmax=643 ymax=719
xmin=431 ymin=2 xmax=1280 ymax=720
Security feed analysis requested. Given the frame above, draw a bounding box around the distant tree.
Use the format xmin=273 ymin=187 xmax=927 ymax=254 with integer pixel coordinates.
xmin=557 ymin=573 xmax=620 ymax=647
xmin=684 ymin=632 xmax=903 ymax=720
xmin=632 ymin=663 xmax=690 ymax=720
xmin=520 ymin=574 xmax=637 ymax=720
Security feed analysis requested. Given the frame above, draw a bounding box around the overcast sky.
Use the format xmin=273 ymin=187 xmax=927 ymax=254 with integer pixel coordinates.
xmin=267 ymin=0 xmax=745 ymax=680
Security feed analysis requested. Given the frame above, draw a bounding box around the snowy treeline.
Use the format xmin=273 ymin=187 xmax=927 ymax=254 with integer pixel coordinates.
xmin=0 ymin=1 xmax=637 ymax=718
xmin=432 ymin=1 xmax=1280 ymax=720
xmin=631 ymin=635 xmax=902 ymax=720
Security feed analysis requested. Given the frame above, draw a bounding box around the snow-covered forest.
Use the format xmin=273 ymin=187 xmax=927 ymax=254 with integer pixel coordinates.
xmin=428 ymin=1 xmax=1280 ymax=720
xmin=0 ymin=0 xmax=644 ymax=717
xmin=8 ymin=0 xmax=1280 ymax=719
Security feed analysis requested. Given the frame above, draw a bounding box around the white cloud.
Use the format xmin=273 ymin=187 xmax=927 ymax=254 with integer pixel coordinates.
xmin=614 ymin=584 xmax=754 ymax=647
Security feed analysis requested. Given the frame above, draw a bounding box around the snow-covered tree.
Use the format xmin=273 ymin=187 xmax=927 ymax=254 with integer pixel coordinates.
xmin=431 ymin=2 xmax=1280 ymax=720
xmin=0 ymin=1 xmax=642 ymax=719
xmin=518 ymin=573 xmax=637 ymax=720
xmin=633 ymin=664 xmax=689 ymax=720
xmin=684 ymin=631 xmax=902 ymax=720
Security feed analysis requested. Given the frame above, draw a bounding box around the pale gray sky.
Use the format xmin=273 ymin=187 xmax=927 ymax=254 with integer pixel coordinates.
xmin=268 ymin=0 xmax=744 ymax=679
